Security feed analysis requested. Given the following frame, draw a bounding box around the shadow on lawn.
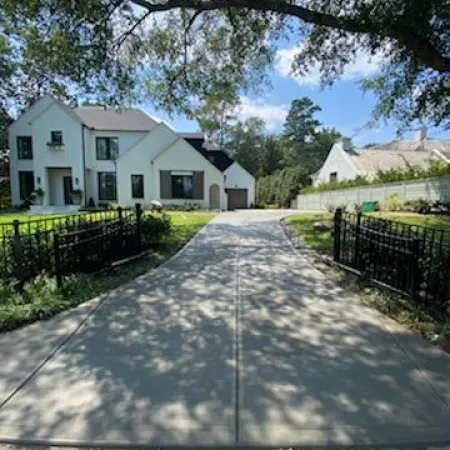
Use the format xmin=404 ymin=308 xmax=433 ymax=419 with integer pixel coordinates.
xmin=0 ymin=213 xmax=449 ymax=447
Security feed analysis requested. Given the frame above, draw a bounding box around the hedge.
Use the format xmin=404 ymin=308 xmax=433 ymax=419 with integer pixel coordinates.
xmin=301 ymin=160 xmax=450 ymax=194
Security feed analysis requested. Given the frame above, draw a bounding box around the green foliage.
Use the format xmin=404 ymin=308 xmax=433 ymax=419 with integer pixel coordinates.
xmin=284 ymin=213 xmax=333 ymax=253
xmin=283 ymin=97 xmax=321 ymax=145
xmin=0 ymin=181 xmax=11 ymax=208
xmin=301 ymin=160 xmax=450 ymax=194
xmin=140 ymin=213 xmax=171 ymax=242
xmin=1 ymin=0 xmax=449 ymax=134
xmin=281 ymin=99 xmax=340 ymax=172
xmin=258 ymin=135 xmax=284 ymax=177
xmin=161 ymin=203 xmax=201 ymax=211
xmin=225 ymin=97 xmax=338 ymax=186
xmin=0 ymin=212 xmax=215 ymax=333
xmin=256 ymin=165 xmax=310 ymax=207
xmin=224 ymin=117 xmax=266 ymax=176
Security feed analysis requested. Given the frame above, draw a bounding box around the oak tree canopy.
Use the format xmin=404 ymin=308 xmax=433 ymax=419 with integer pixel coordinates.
xmin=1 ymin=0 xmax=449 ymax=130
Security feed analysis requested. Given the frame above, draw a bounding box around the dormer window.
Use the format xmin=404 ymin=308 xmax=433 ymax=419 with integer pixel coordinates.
xmin=51 ymin=131 xmax=63 ymax=145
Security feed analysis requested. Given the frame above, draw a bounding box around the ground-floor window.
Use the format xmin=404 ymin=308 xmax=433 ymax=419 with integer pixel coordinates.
xmin=131 ymin=174 xmax=144 ymax=199
xmin=171 ymin=174 xmax=193 ymax=199
xmin=98 ymin=172 xmax=117 ymax=201
xmin=19 ymin=171 xmax=34 ymax=200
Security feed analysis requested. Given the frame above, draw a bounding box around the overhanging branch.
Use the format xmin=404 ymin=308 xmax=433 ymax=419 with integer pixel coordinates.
xmin=130 ymin=0 xmax=450 ymax=73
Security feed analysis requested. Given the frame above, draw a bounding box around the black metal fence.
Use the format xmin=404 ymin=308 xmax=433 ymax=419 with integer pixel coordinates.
xmin=0 ymin=205 xmax=170 ymax=287
xmin=334 ymin=209 xmax=450 ymax=312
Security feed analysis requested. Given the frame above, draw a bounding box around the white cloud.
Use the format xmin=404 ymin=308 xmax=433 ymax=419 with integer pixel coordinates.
xmin=276 ymin=45 xmax=383 ymax=87
xmin=235 ymin=96 xmax=289 ymax=131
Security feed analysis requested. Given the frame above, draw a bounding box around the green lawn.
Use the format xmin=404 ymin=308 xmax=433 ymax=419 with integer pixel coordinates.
xmin=0 ymin=211 xmax=215 ymax=333
xmin=0 ymin=212 xmax=65 ymax=224
xmin=370 ymin=211 xmax=450 ymax=231
xmin=284 ymin=213 xmax=333 ymax=253
xmin=285 ymin=211 xmax=450 ymax=254
xmin=284 ymin=211 xmax=450 ymax=349
xmin=0 ymin=211 xmax=117 ymax=235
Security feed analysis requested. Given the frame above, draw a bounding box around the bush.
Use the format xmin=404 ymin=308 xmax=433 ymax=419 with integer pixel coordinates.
xmin=257 ymin=165 xmax=309 ymax=207
xmin=386 ymin=193 xmax=402 ymax=211
xmin=163 ymin=203 xmax=201 ymax=211
xmin=140 ymin=213 xmax=171 ymax=244
xmin=0 ymin=182 xmax=11 ymax=208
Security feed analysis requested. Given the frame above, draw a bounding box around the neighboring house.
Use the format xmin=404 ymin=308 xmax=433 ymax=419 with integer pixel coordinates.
xmin=314 ymin=128 xmax=450 ymax=186
xmin=8 ymin=95 xmax=255 ymax=210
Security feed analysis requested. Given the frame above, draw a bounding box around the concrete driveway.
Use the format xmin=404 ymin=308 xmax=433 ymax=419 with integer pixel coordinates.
xmin=0 ymin=210 xmax=449 ymax=447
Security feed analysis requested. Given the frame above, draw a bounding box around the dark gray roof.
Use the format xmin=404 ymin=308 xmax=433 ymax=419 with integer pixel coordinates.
xmin=73 ymin=107 xmax=159 ymax=131
xmin=183 ymin=136 xmax=234 ymax=172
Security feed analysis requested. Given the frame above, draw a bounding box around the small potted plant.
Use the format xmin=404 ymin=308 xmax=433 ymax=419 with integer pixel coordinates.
xmin=31 ymin=188 xmax=45 ymax=205
xmin=70 ymin=189 xmax=83 ymax=205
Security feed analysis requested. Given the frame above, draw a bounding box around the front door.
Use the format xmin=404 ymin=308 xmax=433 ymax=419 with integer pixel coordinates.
xmin=63 ymin=176 xmax=73 ymax=205
xmin=209 ymin=184 xmax=220 ymax=209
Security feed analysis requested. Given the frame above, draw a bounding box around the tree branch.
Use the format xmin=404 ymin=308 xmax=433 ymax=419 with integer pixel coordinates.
xmin=115 ymin=10 xmax=152 ymax=47
xmin=130 ymin=0 xmax=450 ymax=73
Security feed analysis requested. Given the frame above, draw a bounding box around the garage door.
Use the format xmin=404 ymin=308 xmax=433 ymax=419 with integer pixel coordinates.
xmin=227 ymin=189 xmax=248 ymax=210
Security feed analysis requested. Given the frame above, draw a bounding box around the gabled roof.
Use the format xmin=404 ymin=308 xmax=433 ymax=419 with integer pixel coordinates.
xmin=349 ymin=150 xmax=440 ymax=177
xmin=73 ymin=107 xmax=159 ymax=131
xmin=182 ymin=136 xmax=234 ymax=172
xmin=347 ymin=138 xmax=450 ymax=177
xmin=367 ymin=139 xmax=450 ymax=153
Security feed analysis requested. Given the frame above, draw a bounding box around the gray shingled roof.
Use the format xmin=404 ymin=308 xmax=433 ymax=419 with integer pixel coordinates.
xmin=349 ymin=139 xmax=450 ymax=177
xmin=73 ymin=107 xmax=159 ymax=131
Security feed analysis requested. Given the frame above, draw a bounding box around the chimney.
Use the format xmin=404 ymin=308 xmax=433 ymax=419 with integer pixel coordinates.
xmin=414 ymin=125 xmax=427 ymax=141
xmin=339 ymin=137 xmax=352 ymax=152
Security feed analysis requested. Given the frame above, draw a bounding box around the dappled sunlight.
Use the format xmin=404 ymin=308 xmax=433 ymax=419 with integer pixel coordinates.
xmin=0 ymin=210 xmax=449 ymax=446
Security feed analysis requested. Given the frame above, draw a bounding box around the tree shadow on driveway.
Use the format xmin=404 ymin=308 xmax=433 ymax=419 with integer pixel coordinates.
xmin=0 ymin=214 xmax=449 ymax=447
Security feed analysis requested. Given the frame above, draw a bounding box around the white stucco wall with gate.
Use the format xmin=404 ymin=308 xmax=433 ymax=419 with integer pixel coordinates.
xmin=295 ymin=176 xmax=450 ymax=210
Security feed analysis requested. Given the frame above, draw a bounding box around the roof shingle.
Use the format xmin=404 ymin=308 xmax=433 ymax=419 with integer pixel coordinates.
xmin=349 ymin=139 xmax=450 ymax=177
xmin=74 ymin=107 xmax=158 ymax=131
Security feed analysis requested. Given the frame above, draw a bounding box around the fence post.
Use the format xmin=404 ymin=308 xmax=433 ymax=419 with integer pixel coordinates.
xmin=135 ymin=203 xmax=142 ymax=250
xmin=54 ymin=233 xmax=62 ymax=288
xmin=333 ymin=208 xmax=342 ymax=263
xmin=117 ymin=206 xmax=124 ymax=253
xmin=410 ymin=237 xmax=421 ymax=300
xmin=354 ymin=211 xmax=362 ymax=268
xmin=12 ymin=220 xmax=24 ymax=282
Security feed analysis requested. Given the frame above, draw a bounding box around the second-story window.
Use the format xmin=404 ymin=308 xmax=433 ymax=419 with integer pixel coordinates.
xmin=17 ymin=136 xmax=33 ymax=160
xmin=96 ymin=137 xmax=119 ymax=160
xmin=51 ymin=131 xmax=63 ymax=145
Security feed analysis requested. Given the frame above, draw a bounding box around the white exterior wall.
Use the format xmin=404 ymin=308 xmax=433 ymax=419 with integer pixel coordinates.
xmin=32 ymin=103 xmax=84 ymax=206
xmin=314 ymin=142 xmax=358 ymax=186
xmin=295 ymin=176 xmax=450 ymax=210
xmin=224 ymin=162 xmax=255 ymax=207
xmin=154 ymin=139 xmax=226 ymax=209
xmin=48 ymin=168 xmax=71 ymax=206
xmin=9 ymin=98 xmax=84 ymax=206
xmin=9 ymin=98 xmax=234 ymax=209
xmin=116 ymin=124 xmax=179 ymax=205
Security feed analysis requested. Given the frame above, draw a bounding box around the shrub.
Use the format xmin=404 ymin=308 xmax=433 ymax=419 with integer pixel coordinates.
xmin=0 ymin=182 xmax=11 ymax=208
xmin=386 ymin=193 xmax=402 ymax=211
xmin=163 ymin=203 xmax=201 ymax=211
xmin=140 ymin=213 xmax=171 ymax=244
xmin=257 ymin=165 xmax=309 ymax=207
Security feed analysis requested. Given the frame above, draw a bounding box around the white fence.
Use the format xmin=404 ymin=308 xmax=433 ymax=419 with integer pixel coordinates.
xmin=295 ymin=175 xmax=450 ymax=210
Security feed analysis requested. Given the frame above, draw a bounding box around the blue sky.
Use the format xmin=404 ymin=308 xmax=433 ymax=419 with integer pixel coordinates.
xmin=141 ymin=43 xmax=450 ymax=148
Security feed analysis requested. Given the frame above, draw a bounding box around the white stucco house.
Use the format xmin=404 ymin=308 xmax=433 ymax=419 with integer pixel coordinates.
xmin=314 ymin=129 xmax=450 ymax=186
xmin=8 ymin=95 xmax=255 ymax=211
